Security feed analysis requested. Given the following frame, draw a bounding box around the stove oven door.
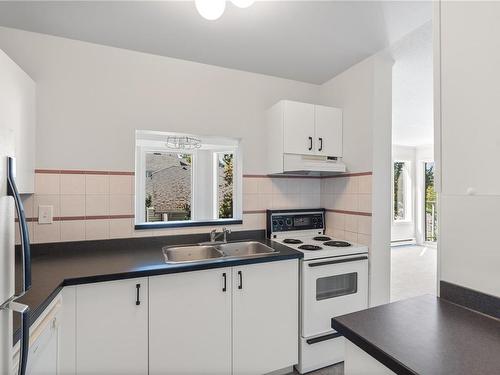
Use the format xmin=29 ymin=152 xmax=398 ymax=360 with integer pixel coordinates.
xmin=301 ymin=254 xmax=368 ymax=338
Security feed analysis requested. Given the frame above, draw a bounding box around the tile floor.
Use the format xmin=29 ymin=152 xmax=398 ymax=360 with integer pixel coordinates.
xmin=391 ymin=244 xmax=437 ymax=302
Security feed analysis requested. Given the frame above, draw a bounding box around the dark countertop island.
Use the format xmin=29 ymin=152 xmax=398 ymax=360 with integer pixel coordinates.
xmin=14 ymin=230 xmax=302 ymax=343
xmin=332 ymin=295 xmax=500 ymax=375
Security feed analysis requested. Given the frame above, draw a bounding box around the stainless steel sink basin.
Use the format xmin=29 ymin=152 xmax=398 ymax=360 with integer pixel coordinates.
xmin=163 ymin=245 xmax=224 ymax=264
xmin=162 ymin=241 xmax=279 ymax=264
xmin=217 ymin=241 xmax=279 ymax=258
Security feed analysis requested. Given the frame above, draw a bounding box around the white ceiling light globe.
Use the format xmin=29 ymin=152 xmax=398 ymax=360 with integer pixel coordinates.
xmin=195 ymin=0 xmax=226 ymax=21
xmin=231 ymin=0 xmax=255 ymax=8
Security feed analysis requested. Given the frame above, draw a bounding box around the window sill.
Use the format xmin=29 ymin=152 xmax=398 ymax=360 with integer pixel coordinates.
xmin=135 ymin=219 xmax=243 ymax=230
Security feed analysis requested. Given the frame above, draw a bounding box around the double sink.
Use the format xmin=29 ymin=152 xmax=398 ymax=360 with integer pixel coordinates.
xmin=163 ymin=241 xmax=279 ymax=264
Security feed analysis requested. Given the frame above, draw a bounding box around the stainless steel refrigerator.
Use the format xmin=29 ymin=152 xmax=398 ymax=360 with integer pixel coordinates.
xmin=0 ymin=155 xmax=32 ymax=374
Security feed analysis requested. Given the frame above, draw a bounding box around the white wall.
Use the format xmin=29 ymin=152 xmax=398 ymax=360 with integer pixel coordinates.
xmin=319 ymin=58 xmax=374 ymax=173
xmin=0 ymin=27 xmax=319 ymax=174
xmin=0 ymin=48 xmax=36 ymax=193
xmin=319 ymin=53 xmax=393 ymax=306
xmin=436 ymin=1 xmax=500 ymax=297
xmin=391 ymin=145 xmax=416 ymax=242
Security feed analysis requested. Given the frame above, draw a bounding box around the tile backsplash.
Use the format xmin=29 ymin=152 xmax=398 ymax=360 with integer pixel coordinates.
xmin=17 ymin=170 xmax=372 ymax=245
xmin=321 ymin=173 xmax=372 ymax=246
xmin=242 ymin=176 xmax=321 ymax=212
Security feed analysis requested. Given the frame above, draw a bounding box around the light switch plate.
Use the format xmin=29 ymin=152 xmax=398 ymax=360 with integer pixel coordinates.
xmin=38 ymin=205 xmax=53 ymax=224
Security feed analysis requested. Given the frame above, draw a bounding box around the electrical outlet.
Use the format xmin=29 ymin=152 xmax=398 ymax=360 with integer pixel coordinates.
xmin=38 ymin=205 xmax=53 ymax=224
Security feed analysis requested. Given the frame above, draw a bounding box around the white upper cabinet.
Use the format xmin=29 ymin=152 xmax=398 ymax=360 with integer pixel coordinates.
xmin=0 ymin=49 xmax=36 ymax=193
xmin=283 ymin=100 xmax=316 ymax=155
xmin=267 ymin=100 xmax=343 ymax=174
xmin=315 ymin=105 xmax=343 ymax=157
xmin=75 ymin=278 xmax=149 ymax=375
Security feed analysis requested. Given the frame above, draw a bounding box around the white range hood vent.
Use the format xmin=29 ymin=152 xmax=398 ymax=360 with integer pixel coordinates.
xmin=271 ymin=154 xmax=346 ymax=176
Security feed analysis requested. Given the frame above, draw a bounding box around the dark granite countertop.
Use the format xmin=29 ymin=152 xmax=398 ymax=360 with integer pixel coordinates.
xmin=14 ymin=230 xmax=302 ymax=343
xmin=332 ymin=295 xmax=500 ymax=375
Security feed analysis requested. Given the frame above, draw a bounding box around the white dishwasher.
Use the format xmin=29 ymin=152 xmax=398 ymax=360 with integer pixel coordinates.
xmin=13 ymin=300 xmax=61 ymax=375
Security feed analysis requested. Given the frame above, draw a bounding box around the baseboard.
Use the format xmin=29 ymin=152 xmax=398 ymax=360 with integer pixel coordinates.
xmin=390 ymin=239 xmax=416 ymax=247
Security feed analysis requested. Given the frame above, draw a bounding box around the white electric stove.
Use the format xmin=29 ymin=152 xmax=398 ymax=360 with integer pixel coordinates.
xmin=267 ymin=209 xmax=369 ymax=374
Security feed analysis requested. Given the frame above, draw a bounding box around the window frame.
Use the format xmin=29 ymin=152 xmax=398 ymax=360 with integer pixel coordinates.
xmin=213 ymin=151 xmax=237 ymax=220
xmin=135 ymin=133 xmax=242 ymax=230
xmin=139 ymin=148 xmax=195 ymax=224
xmin=392 ymin=160 xmax=412 ymax=223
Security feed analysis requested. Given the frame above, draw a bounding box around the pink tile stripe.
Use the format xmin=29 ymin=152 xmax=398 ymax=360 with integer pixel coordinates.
xmin=36 ymin=170 xmax=371 ymax=178
xmin=16 ymin=214 xmax=135 ymax=222
xmin=243 ymin=209 xmax=372 ymax=216
xmin=322 ymin=171 xmax=372 ymax=178
xmin=325 ymin=209 xmax=372 ymax=217
xmin=35 ymin=169 xmax=134 ymax=176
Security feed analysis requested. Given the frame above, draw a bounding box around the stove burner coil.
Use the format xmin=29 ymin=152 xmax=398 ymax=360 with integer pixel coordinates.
xmin=323 ymin=241 xmax=351 ymax=247
xmin=283 ymin=239 xmax=303 ymax=244
xmin=298 ymin=244 xmax=323 ymax=251
xmin=313 ymin=236 xmax=331 ymax=242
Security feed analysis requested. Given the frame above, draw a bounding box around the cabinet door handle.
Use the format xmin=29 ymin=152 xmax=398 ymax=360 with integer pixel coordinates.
xmin=135 ymin=284 xmax=141 ymax=305
xmin=222 ymin=272 xmax=227 ymax=292
xmin=238 ymin=271 xmax=243 ymax=290
xmin=308 ymin=136 xmax=313 ymax=151
xmin=318 ymin=137 xmax=323 ymax=152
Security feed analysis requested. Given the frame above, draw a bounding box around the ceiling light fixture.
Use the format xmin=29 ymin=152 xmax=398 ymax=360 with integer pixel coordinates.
xmin=231 ymin=0 xmax=255 ymax=8
xmin=195 ymin=0 xmax=255 ymax=21
xmin=166 ymin=136 xmax=202 ymax=150
xmin=195 ymin=0 xmax=226 ymax=21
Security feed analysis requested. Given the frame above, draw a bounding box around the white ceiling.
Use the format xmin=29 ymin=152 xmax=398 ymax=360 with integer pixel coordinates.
xmin=391 ymin=21 xmax=433 ymax=147
xmin=0 ymin=1 xmax=431 ymax=84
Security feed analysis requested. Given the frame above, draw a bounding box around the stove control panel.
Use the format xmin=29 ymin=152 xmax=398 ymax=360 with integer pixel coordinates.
xmin=269 ymin=211 xmax=324 ymax=233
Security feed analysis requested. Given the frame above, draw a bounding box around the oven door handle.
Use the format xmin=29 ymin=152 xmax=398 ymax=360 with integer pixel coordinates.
xmin=306 ymin=332 xmax=343 ymax=345
xmin=308 ymin=255 xmax=368 ymax=267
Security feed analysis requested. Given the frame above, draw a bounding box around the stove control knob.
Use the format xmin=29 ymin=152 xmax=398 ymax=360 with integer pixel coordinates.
xmin=312 ymin=217 xmax=317 ymax=223
xmin=286 ymin=218 xmax=292 ymax=226
xmin=278 ymin=220 xmax=284 ymax=226
xmin=272 ymin=220 xmax=278 ymax=227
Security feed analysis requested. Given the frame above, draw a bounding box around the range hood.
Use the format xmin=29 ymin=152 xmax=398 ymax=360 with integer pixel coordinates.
xmin=271 ymin=154 xmax=346 ymax=176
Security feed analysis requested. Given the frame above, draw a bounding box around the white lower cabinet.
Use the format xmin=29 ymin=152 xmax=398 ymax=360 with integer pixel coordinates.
xmin=149 ymin=267 xmax=232 ymax=375
xmin=344 ymin=340 xmax=395 ymax=375
xmin=149 ymin=259 xmax=299 ymax=375
xmin=67 ymin=260 xmax=298 ymax=375
xmin=75 ymin=277 xmax=148 ymax=375
xmin=233 ymin=260 xmax=299 ymax=375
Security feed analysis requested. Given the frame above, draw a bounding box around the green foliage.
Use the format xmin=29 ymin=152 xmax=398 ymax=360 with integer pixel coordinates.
xmin=425 ymin=163 xmax=437 ymax=241
xmin=182 ymin=154 xmax=192 ymax=165
xmin=219 ymin=154 xmax=234 ymax=219
xmin=183 ymin=202 xmax=191 ymax=220
xmin=145 ymin=194 xmax=152 ymax=208
xmin=393 ymin=162 xmax=405 ymax=220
